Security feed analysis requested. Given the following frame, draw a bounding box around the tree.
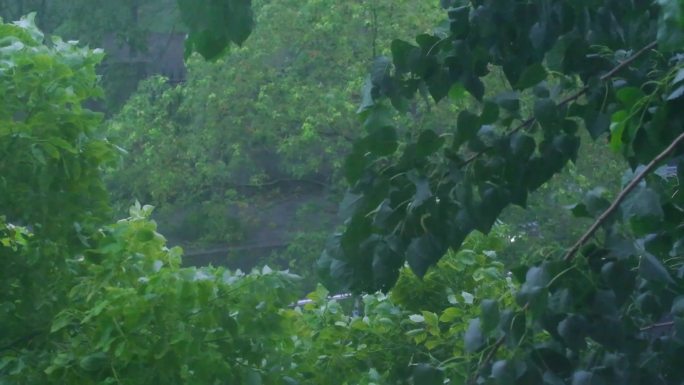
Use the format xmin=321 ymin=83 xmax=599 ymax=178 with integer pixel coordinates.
xmin=5 ymin=2 xmax=684 ymax=385
xmin=103 ymin=0 xmax=454 ymax=283
xmin=312 ymin=1 xmax=684 ymax=384
xmin=182 ymin=0 xmax=684 ymax=383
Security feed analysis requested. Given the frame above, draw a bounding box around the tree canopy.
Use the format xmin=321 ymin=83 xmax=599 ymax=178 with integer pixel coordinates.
xmin=3 ymin=1 xmax=684 ymax=385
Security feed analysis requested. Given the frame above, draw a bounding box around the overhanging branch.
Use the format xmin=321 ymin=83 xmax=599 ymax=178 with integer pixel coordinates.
xmin=563 ymin=130 xmax=684 ymax=262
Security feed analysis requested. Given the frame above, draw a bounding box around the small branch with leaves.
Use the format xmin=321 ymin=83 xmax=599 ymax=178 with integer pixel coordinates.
xmin=458 ymin=40 xmax=658 ymax=168
xmin=563 ymin=130 xmax=684 ymax=262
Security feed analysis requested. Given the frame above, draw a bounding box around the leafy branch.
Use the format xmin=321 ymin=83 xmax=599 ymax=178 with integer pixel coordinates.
xmin=563 ymin=129 xmax=684 ymax=262
xmin=458 ymin=40 xmax=658 ymax=168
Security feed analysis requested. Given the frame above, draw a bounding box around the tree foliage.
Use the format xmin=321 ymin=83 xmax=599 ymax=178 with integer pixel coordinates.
xmin=5 ymin=1 xmax=684 ymax=385
xmin=312 ymin=1 xmax=684 ymax=384
xmin=103 ymin=0 xmax=453 ymax=277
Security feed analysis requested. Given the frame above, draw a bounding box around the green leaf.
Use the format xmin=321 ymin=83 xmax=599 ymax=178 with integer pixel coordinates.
xmin=409 ymin=174 xmax=433 ymax=209
xmin=439 ymin=307 xmax=461 ymax=323
xmin=657 ymin=0 xmax=684 ymax=51
xmin=480 ymin=299 xmax=499 ymax=333
xmin=667 ymin=85 xmax=684 ymax=101
xmin=78 ymin=352 xmax=107 ymax=372
xmin=672 ymin=296 xmax=684 ymax=316
xmin=571 ymin=371 xmax=595 ymax=385
xmin=245 ymin=369 xmax=263 ymax=385
xmin=454 ymin=110 xmax=480 ymax=147
xmin=509 ymin=132 xmax=535 ymax=160
xmin=621 ymin=186 xmax=663 ymax=221
xmin=640 ymin=252 xmax=674 ymax=284
xmin=50 ymin=311 xmax=74 ymax=333
xmin=416 ymin=130 xmax=444 ymax=158
xmin=465 ymin=318 xmax=484 ymax=352
xmin=495 ymin=91 xmax=520 ymax=113
xmin=448 ymin=83 xmax=467 ymax=101
xmin=179 ymin=0 xmax=254 ymax=60
xmin=391 ymin=39 xmax=420 ymax=73
xmin=344 ymin=142 xmax=369 ymax=183
xmin=491 ymin=360 xmax=516 ymax=385
xmin=558 ymin=315 xmax=587 ymax=350
xmin=616 ymin=87 xmax=644 ymax=108
xmin=406 ymin=234 xmax=446 ymax=278
xmin=48 ymin=137 xmax=77 ymax=154
xmin=412 ymin=364 xmax=444 ymax=385
xmin=480 ymin=101 xmax=499 ymax=125
xmin=534 ymin=98 xmax=558 ymax=130
xmin=516 ymin=63 xmax=548 ymax=89
xmin=570 ymin=188 xmax=611 ymax=218
xmin=366 ymin=125 xmax=398 ymax=156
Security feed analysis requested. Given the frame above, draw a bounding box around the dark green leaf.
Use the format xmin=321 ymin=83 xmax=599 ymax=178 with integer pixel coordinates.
xmin=558 ymin=315 xmax=587 ymax=350
xmin=454 ymin=111 xmax=480 ymax=147
xmin=640 ymin=252 xmax=674 ymax=284
xmin=465 ymin=318 xmax=484 ymax=352
xmin=480 ymin=101 xmax=499 ymax=125
xmin=406 ymin=234 xmax=446 ymax=278
xmin=480 ymin=299 xmax=499 ymax=333
xmin=367 ymin=125 xmax=398 ymax=156
xmin=571 ymin=371 xmax=600 ymax=385
xmin=491 ymin=360 xmax=516 ymax=384
xmin=621 ymin=186 xmax=663 ymax=221
xmin=534 ymin=99 xmax=558 ymax=130
xmin=509 ymin=132 xmax=535 ymax=160
xmin=412 ymin=364 xmax=444 ymax=385
xmin=516 ymin=63 xmax=548 ymax=90
xmin=416 ymin=130 xmax=444 ymax=158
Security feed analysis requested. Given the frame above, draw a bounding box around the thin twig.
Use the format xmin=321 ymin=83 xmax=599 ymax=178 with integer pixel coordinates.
xmin=468 ymin=334 xmax=506 ymax=385
xmin=457 ymin=40 xmax=657 ymax=168
xmin=563 ymin=130 xmax=684 ymax=262
xmin=640 ymin=321 xmax=675 ymax=332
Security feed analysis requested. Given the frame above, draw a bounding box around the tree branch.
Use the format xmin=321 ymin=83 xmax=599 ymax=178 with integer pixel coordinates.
xmin=640 ymin=320 xmax=674 ymax=332
xmin=458 ymin=40 xmax=657 ymax=168
xmin=563 ymin=130 xmax=684 ymax=262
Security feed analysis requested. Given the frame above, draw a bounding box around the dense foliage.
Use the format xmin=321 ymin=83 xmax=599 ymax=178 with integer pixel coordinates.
xmin=312 ymin=1 xmax=684 ymax=384
xmin=1 ymin=14 xmax=509 ymax=384
xmin=103 ymin=0 xmax=456 ymax=279
xmin=4 ymin=1 xmax=684 ymax=385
